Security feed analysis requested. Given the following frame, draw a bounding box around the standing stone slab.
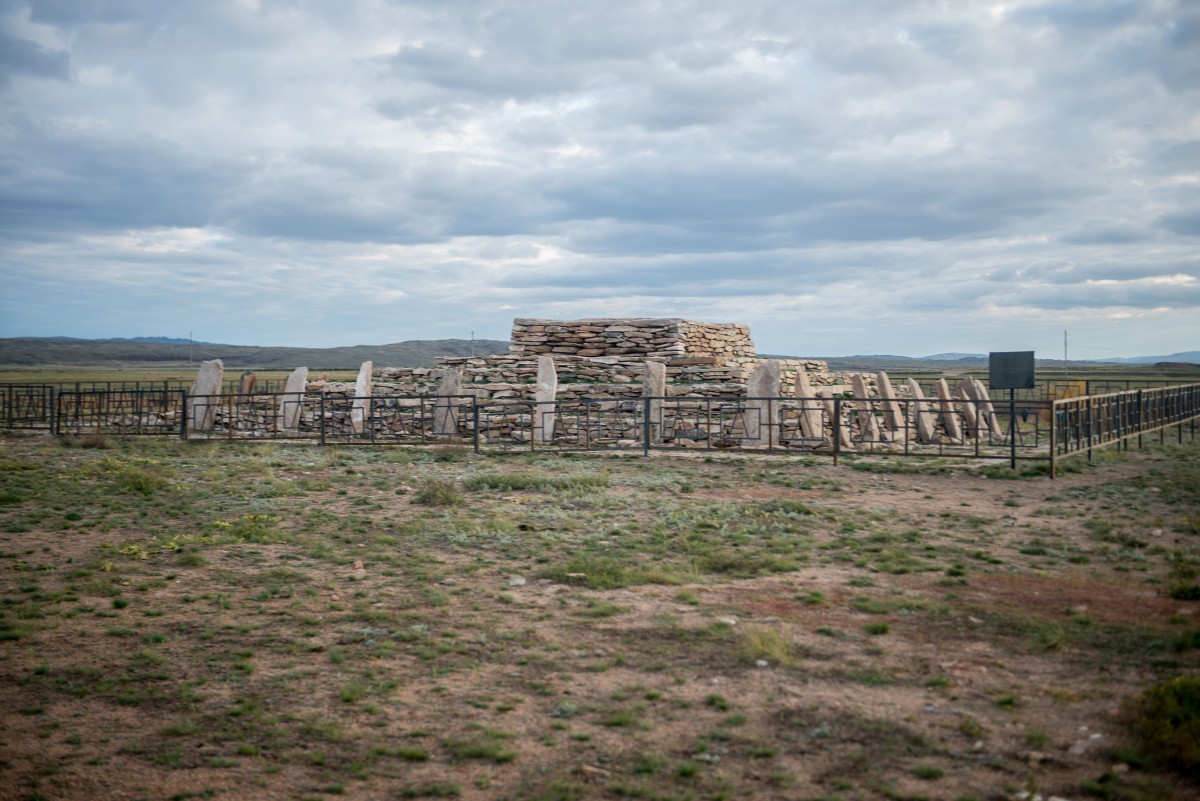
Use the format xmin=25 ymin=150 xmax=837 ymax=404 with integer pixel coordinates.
xmin=795 ymin=370 xmax=828 ymax=446
xmin=351 ymin=361 xmax=373 ymax=435
xmin=279 ymin=366 xmax=308 ymax=432
xmin=643 ymin=361 xmax=666 ymax=442
xmin=744 ymin=360 xmax=781 ymax=447
xmin=432 ymin=367 xmax=462 ymax=437
xmin=534 ymin=355 xmax=557 ymax=444
xmin=906 ymin=378 xmax=938 ymax=444
xmin=237 ymin=371 xmax=256 ymax=396
xmin=875 ymin=371 xmax=905 ymax=432
xmin=189 ymin=359 xmax=224 ymax=432
xmin=851 ymin=373 xmax=882 ymax=445
xmin=935 ymin=379 xmax=964 ymax=442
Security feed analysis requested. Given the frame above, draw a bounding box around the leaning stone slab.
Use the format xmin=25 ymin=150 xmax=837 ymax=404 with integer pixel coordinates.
xmin=433 ymin=366 xmax=462 ymax=436
xmin=279 ymin=366 xmax=308 ymax=431
xmin=189 ymin=359 xmax=224 ymax=432
xmin=956 ymin=379 xmax=980 ymax=438
xmin=237 ymin=371 xmax=256 ymax=396
xmin=851 ymin=373 xmax=883 ymax=445
xmin=935 ymin=379 xmax=963 ymax=443
xmin=875 ymin=371 xmax=905 ymax=432
xmin=744 ymin=360 xmax=781 ymax=447
xmin=906 ymin=378 xmax=938 ymax=444
xmin=534 ymin=355 xmax=557 ymax=444
xmin=795 ymin=371 xmax=829 ymax=446
xmin=816 ymin=389 xmax=854 ymax=450
xmin=972 ymin=377 xmax=1002 ymax=440
xmin=643 ymin=360 xmax=666 ymax=442
xmin=351 ymin=361 xmax=373 ymax=435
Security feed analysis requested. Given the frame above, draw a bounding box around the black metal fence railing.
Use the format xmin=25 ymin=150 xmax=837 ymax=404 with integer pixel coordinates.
xmin=2 ymin=384 xmax=55 ymax=430
xmin=4 ymin=384 xmax=1196 ymax=476
xmin=55 ymin=390 xmax=187 ymax=437
xmin=1052 ymin=383 xmax=1200 ymax=474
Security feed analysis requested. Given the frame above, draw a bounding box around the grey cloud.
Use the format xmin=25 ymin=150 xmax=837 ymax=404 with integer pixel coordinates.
xmin=1158 ymin=209 xmax=1200 ymax=237
xmin=1012 ymin=281 xmax=1200 ymax=310
xmin=1060 ymin=222 xmax=1153 ymax=245
xmin=0 ymin=120 xmax=235 ymax=240
xmin=0 ymin=30 xmax=69 ymax=83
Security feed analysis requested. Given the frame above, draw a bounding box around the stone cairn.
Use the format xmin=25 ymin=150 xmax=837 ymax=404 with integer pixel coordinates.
xmin=180 ymin=318 xmax=1007 ymax=449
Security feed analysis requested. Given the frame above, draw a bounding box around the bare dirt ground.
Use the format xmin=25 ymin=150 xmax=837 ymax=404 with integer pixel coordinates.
xmin=1 ymin=433 xmax=1198 ymax=801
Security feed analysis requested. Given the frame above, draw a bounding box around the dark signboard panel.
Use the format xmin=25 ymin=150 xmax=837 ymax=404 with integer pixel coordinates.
xmin=989 ymin=351 xmax=1035 ymax=389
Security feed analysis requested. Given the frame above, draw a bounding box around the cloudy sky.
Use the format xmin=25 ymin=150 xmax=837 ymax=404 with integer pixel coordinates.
xmin=1 ymin=0 xmax=1197 ymax=358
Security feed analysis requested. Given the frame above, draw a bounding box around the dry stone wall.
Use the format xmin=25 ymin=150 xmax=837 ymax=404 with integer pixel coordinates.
xmin=508 ymin=318 xmax=754 ymax=360
xmin=169 ymin=318 xmax=1014 ymax=451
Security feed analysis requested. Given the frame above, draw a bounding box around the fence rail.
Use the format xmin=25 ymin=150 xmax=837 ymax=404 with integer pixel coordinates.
xmin=1052 ymin=383 xmax=1200 ymax=474
xmin=4 ymin=383 xmax=1195 ymax=474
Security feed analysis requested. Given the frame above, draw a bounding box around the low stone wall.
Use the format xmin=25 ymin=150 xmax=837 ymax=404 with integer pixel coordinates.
xmin=363 ymin=355 xmax=836 ymax=403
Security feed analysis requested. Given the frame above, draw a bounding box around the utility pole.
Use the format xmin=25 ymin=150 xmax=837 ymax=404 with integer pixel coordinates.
xmin=470 ymin=331 xmax=475 ymax=358
xmin=1063 ymin=330 xmax=1068 ymax=382
xmin=189 ymin=331 xmax=193 ymax=366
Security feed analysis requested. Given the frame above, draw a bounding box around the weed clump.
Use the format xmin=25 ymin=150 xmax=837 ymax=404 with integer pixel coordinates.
xmin=462 ymin=471 xmax=608 ymax=492
xmin=60 ymin=434 xmax=114 ymax=449
xmin=739 ymin=626 xmax=796 ymax=667
xmin=413 ymin=479 xmax=461 ymax=507
xmin=1127 ymin=675 xmax=1200 ymax=774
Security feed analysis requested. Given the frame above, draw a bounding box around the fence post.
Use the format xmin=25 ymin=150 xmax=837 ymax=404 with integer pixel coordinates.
xmin=50 ymin=387 xmax=58 ymax=436
xmin=180 ymin=390 xmax=188 ymax=440
xmin=642 ymin=396 xmax=651 ymax=457
xmin=833 ymin=397 xmax=841 ymax=467
xmin=1086 ymin=399 xmax=1093 ymax=463
xmin=472 ymin=398 xmax=480 ymax=454
xmin=1049 ymin=399 xmax=1056 ymax=479
xmin=319 ymin=393 xmax=326 ymax=447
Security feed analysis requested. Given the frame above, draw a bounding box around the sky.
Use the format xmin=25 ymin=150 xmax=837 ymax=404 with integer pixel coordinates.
xmin=1 ymin=1 xmax=1197 ymax=359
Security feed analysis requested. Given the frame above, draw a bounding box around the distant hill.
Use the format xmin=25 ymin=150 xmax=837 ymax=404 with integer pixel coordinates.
xmin=0 ymin=338 xmax=510 ymax=369
xmin=1097 ymin=351 xmax=1200 ymax=365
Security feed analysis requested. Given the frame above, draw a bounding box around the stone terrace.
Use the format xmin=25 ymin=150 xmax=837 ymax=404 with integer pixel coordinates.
xmin=508 ymin=318 xmax=755 ymax=360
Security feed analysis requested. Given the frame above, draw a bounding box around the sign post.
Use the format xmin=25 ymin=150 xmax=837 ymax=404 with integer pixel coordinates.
xmin=989 ymin=351 xmax=1035 ymax=470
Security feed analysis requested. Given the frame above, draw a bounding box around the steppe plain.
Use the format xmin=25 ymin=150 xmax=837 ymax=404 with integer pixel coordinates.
xmin=1 ymin=432 xmax=1198 ymax=801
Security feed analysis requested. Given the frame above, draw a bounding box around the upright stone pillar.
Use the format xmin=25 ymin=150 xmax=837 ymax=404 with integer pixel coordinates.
xmin=432 ymin=366 xmax=462 ymax=437
xmin=351 ymin=361 xmax=373 ymax=435
xmin=935 ymin=379 xmax=963 ymax=442
xmin=795 ymin=370 xmax=827 ymax=445
xmin=906 ymin=378 xmax=937 ymax=443
xmin=643 ymin=361 xmax=666 ymax=442
xmin=534 ymin=355 xmax=557 ymax=444
xmin=188 ymin=359 xmax=224 ymax=432
xmin=851 ymin=373 xmax=882 ymax=445
xmin=744 ymin=360 xmax=781 ymax=447
xmin=237 ymin=371 xmax=256 ymax=395
xmin=279 ymin=366 xmax=308 ymax=432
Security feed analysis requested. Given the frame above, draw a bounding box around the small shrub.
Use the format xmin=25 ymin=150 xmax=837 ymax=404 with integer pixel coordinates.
xmin=1127 ymin=675 xmax=1200 ymax=773
xmin=740 ymin=626 xmax=795 ymax=667
xmin=414 ymin=479 xmax=461 ymax=507
xmin=60 ymin=434 xmax=114 ymax=449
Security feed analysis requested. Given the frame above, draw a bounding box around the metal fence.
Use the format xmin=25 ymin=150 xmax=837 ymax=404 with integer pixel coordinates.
xmin=1052 ymin=383 xmax=1200 ymax=475
xmin=5 ymin=384 xmax=1196 ymax=476
xmin=2 ymin=384 xmax=55 ymax=430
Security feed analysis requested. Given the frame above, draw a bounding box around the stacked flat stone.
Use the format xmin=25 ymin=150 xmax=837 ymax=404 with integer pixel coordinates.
xmin=508 ymin=318 xmax=755 ymax=360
